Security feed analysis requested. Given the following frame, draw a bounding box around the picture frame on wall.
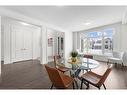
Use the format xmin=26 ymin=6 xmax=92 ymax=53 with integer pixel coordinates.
xmin=48 ymin=38 xmax=53 ymax=47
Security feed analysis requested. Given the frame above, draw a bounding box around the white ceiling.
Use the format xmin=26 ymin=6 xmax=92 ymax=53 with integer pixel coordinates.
xmin=2 ymin=6 xmax=126 ymax=31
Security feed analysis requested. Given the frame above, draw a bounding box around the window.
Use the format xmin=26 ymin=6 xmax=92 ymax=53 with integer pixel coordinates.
xmin=80 ymin=28 xmax=113 ymax=55
xmin=103 ymin=29 xmax=113 ymax=54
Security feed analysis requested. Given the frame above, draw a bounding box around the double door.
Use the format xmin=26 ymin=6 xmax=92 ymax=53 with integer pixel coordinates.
xmin=11 ymin=25 xmax=33 ymax=62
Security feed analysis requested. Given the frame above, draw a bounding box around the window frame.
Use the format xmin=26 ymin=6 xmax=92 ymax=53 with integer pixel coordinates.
xmin=80 ymin=28 xmax=114 ymax=55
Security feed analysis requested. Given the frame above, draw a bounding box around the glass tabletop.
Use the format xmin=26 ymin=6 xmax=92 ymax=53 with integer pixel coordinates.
xmin=63 ymin=58 xmax=100 ymax=70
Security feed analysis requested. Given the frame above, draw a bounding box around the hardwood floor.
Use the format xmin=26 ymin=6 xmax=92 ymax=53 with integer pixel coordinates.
xmin=0 ymin=60 xmax=127 ymax=89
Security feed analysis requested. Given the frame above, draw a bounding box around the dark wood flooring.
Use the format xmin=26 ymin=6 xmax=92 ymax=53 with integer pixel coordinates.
xmin=0 ymin=60 xmax=127 ymax=89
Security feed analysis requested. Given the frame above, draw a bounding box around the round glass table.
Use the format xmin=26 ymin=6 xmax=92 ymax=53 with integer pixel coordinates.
xmin=64 ymin=58 xmax=100 ymax=71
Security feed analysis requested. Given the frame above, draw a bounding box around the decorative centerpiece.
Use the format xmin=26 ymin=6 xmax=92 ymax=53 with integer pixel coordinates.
xmin=70 ymin=51 xmax=78 ymax=70
xmin=71 ymin=51 xmax=78 ymax=62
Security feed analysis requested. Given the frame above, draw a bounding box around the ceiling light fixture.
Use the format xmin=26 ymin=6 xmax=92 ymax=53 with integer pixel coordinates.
xmin=20 ymin=22 xmax=29 ymax=26
xmin=83 ymin=22 xmax=91 ymax=25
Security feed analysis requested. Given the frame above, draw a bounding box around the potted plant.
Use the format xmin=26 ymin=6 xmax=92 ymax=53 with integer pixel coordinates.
xmin=71 ymin=51 xmax=78 ymax=62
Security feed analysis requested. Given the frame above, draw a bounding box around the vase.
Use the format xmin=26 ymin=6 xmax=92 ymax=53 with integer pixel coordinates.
xmin=71 ymin=57 xmax=76 ymax=62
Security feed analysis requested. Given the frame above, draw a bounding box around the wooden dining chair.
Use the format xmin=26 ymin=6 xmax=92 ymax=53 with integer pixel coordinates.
xmin=54 ymin=55 xmax=69 ymax=73
xmin=80 ymin=64 xmax=113 ymax=89
xmin=44 ymin=65 xmax=75 ymax=89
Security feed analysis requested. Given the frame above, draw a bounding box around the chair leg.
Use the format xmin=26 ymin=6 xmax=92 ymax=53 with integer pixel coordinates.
xmin=82 ymin=70 xmax=84 ymax=73
xmin=80 ymin=79 xmax=83 ymax=89
xmin=107 ymin=60 xmax=109 ymax=65
xmin=86 ymin=69 xmax=89 ymax=72
xmin=122 ymin=63 xmax=124 ymax=67
xmin=115 ymin=63 xmax=117 ymax=67
xmin=73 ymin=82 xmax=75 ymax=89
xmin=74 ymin=79 xmax=79 ymax=89
xmin=50 ymin=84 xmax=53 ymax=89
xmin=70 ymin=71 xmax=72 ymax=76
xmin=86 ymin=82 xmax=89 ymax=89
xmin=103 ymin=84 xmax=106 ymax=90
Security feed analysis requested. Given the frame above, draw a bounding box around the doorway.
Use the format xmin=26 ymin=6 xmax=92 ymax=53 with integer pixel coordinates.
xmin=2 ymin=17 xmax=42 ymax=64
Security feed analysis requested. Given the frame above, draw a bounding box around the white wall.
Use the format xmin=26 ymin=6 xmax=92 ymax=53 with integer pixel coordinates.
xmin=73 ymin=32 xmax=77 ymax=50
xmin=0 ymin=17 xmax=4 ymax=62
xmin=2 ymin=17 xmax=11 ymax=64
xmin=32 ymin=27 xmax=41 ymax=60
xmin=41 ymin=26 xmax=47 ymax=64
xmin=64 ymin=31 xmax=73 ymax=60
xmin=121 ymin=24 xmax=127 ymax=65
xmin=0 ymin=16 xmax=1 ymax=83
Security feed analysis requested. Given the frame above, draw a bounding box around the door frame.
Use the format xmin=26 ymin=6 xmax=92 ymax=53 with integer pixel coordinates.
xmin=9 ymin=18 xmax=42 ymax=63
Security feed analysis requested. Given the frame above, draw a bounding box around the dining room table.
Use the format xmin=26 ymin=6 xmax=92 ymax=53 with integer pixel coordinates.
xmin=65 ymin=57 xmax=100 ymax=71
xmin=60 ymin=57 xmax=100 ymax=89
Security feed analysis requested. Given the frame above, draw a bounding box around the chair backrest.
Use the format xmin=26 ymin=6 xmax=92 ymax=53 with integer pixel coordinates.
xmin=84 ymin=54 xmax=93 ymax=59
xmin=54 ymin=55 xmax=62 ymax=67
xmin=54 ymin=56 xmax=57 ymax=67
xmin=119 ymin=52 xmax=125 ymax=60
xmin=113 ymin=51 xmax=125 ymax=60
xmin=44 ymin=65 xmax=65 ymax=88
xmin=97 ymin=64 xmax=113 ymax=87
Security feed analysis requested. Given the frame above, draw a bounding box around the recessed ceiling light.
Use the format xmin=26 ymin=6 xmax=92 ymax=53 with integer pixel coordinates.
xmin=83 ymin=22 xmax=91 ymax=25
xmin=20 ymin=22 xmax=29 ymax=26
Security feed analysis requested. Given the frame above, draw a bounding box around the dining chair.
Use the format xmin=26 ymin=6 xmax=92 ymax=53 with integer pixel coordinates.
xmin=107 ymin=51 xmax=125 ymax=66
xmin=44 ymin=65 xmax=75 ymax=89
xmin=54 ymin=55 xmax=69 ymax=73
xmin=80 ymin=64 xmax=113 ymax=89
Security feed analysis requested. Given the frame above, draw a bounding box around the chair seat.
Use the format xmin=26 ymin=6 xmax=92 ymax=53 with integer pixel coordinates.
xmin=108 ymin=57 xmax=122 ymax=63
xmin=57 ymin=66 xmax=69 ymax=73
xmin=81 ymin=71 xmax=102 ymax=85
xmin=80 ymin=66 xmax=112 ymax=89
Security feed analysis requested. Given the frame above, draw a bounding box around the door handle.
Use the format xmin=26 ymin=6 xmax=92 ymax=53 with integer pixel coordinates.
xmin=21 ymin=48 xmax=24 ymax=50
xmin=21 ymin=48 xmax=26 ymax=50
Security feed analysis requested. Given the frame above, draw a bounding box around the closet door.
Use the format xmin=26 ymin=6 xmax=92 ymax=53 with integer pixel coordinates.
xmin=23 ymin=28 xmax=33 ymax=61
xmin=11 ymin=25 xmax=33 ymax=62
xmin=12 ymin=26 xmax=24 ymax=62
xmin=3 ymin=17 xmax=41 ymax=64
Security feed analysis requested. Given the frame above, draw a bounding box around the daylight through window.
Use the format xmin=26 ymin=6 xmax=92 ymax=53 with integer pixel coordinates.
xmin=80 ymin=28 xmax=114 ymax=55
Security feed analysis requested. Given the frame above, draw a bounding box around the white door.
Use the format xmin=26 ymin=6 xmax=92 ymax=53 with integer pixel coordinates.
xmin=2 ymin=17 xmax=41 ymax=64
xmin=11 ymin=25 xmax=33 ymax=62
xmin=23 ymin=28 xmax=33 ymax=60
xmin=11 ymin=25 xmax=24 ymax=62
